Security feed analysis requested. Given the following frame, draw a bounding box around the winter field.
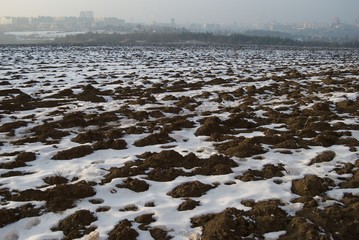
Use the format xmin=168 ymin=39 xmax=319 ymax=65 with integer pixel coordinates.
xmin=0 ymin=45 xmax=358 ymax=240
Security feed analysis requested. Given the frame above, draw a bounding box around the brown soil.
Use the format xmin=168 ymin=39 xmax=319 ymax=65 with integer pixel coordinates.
xmin=220 ymin=139 xmax=267 ymax=158
xmin=236 ymin=164 xmax=285 ymax=182
xmin=0 ymin=203 xmax=42 ymax=228
xmin=116 ymin=178 xmax=150 ymax=192
xmin=135 ymin=213 xmax=156 ymax=230
xmin=92 ymin=139 xmax=127 ymax=150
xmin=291 ymin=175 xmax=334 ymax=196
xmin=134 ymin=132 xmax=175 ymax=147
xmin=308 ymin=150 xmax=336 ymax=165
xmin=103 ymin=150 xmax=238 ymax=183
xmin=167 ymin=181 xmax=214 ymax=198
xmin=178 ymin=198 xmax=201 ymax=211
xmin=52 ymin=145 xmax=94 ymax=160
xmin=11 ymin=181 xmax=95 ymax=212
xmin=0 ymin=121 xmax=27 ymax=133
xmin=52 ymin=210 xmax=97 ymax=240
xmin=108 ymin=219 xmax=139 ymax=240
xmin=0 ymin=152 xmax=36 ymax=169
xmin=150 ymin=228 xmax=172 ymax=240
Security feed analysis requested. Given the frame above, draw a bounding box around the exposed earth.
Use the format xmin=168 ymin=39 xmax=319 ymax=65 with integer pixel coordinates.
xmin=0 ymin=45 xmax=358 ymax=240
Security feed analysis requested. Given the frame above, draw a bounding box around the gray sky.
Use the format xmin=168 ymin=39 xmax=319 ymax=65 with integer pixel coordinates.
xmin=1 ymin=0 xmax=358 ymax=24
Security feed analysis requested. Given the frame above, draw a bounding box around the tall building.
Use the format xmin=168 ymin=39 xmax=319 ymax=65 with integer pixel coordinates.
xmin=80 ymin=11 xmax=94 ymax=19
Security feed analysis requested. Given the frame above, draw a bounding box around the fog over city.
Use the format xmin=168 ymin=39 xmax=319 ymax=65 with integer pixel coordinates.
xmin=1 ymin=0 xmax=359 ymax=24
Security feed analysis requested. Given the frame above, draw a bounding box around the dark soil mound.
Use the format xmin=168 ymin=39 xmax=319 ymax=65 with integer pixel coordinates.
xmin=312 ymin=131 xmax=340 ymax=147
xmin=134 ymin=132 xmax=175 ymax=147
xmin=43 ymin=175 xmax=68 ymax=185
xmin=0 ymin=203 xmax=42 ymax=228
xmin=336 ymin=99 xmax=359 ymax=113
xmin=222 ymin=139 xmax=267 ymax=158
xmin=150 ymin=228 xmax=171 ymax=240
xmin=178 ymin=198 xmax=200 ymax=211
xmin=72 ymin=130 xmax=104 ymax=144
xmin=135 ymin=213 xmax=156 ymax=230
xmin=191 ymin=208 xmax=255 ymax=240
xmin=116 ymin=178 xmax=149 ymax=192
xmin=108 ymin=219 xmax=139 ymax=240
xmin=52 ymin=145 xmax=94 ymax=160
xmin=167 ymin=180 xmax=214 ymax=198
xmin=52 ymin=210 xmax=97 ymax=240
xmin=223 ymin=114 xmax=257 ymax=129
xmin=93 ymin=139 xmax=127 ymax=150
xmin=11 ymin=181 xmax=95 ymax=212
xmin=291 ymin=175 xmax=333 ymax=196
xmin=195 ymin=116 xmax=226 ymax=136
xmin=282 ymin=198 xmax=359 ymax=240
xmin=236 ymin=164 xmax=285 ymax=182
xmin=0 ymin=121 xmax=27 ymax=133
xmin=77 ymin=84 xmax=106 ymax=102
xmin=147 ymin=168 xmax=188 ymax=182
xmin=0 ymin=152 xmax=36 ymax=169
xmin=308 ymin=150 xmax=336 ymax=165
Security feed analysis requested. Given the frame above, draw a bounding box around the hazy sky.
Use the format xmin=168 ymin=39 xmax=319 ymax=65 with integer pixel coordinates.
xmin=1 ymin=0 xmax=358 ymax=24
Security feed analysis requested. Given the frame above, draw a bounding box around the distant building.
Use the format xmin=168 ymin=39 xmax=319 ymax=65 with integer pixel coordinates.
xmin=355 ymin=15 xmax=359 ymax=26
xmin=79 ymin=11 xmax=94 ymax=29
xmin=0 ymin=17 xmax=12 ymax=25
xmin=79 ymin=11 xmax=94 ymax=19
xmin=331 ymin=16 xmax=341 ymax=28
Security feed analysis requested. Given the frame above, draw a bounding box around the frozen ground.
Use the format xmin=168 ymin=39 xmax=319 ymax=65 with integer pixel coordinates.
xmin=0 ymin=45 xmax=358 ymax=240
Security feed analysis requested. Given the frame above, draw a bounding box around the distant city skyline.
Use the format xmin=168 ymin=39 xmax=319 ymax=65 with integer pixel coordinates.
xmin=1 ymin=0 xmax=358 ymax=25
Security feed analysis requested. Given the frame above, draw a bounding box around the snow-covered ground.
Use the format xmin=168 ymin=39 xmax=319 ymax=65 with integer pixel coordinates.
xmin=0 ymin=45 xmax=358 ymax=240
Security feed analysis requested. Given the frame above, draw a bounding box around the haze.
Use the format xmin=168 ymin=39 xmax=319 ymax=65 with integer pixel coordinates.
xmin=1 ymin=0 xmax=358 ymax=24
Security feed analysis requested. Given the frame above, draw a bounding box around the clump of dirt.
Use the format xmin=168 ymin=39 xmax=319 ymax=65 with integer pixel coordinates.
xmin=336 ymin=99 xmax=359 ymax=113
xmin=0 ymin=152 xmax=36 ymax=169
xmin=244 ymin=200 xmax=290 ymax=234
xmin=11 ymin=180 xmax=95 ymax=212
xmin=52 ymin=210 xmax=97 ymax=240
xmin=167 ymin=180 xmax=214 ymax=198
xmin=308 ymin=150 xmax=336 ymax=165
xmin=119 ymin=204 xmax=139 ymax=212
xmin=195 ymin=116 xmax=226 ymax=136
xmin=223 ymin=114 xmax=257 ymax=129
xmin=135 ymin=213 xmax=156 ymax=230
xmin=92 ymin=139 xmax=127 ymax=150
xmin=220 ymin=139 xmax=267 ymax=158
xmin=77 ymin=84 xmax=106 ymax=102
xmin=147 ymin=168 xmax=188 ymax=182
xmin=191 ymin=208 xmax=255 ymax=240
xmin=283 ymin=198 xmax=359 ymax=240
xmin=0 ymin=203 xmax=42 ymax=228
xmin=280 ymin=216 xmax=332 ymax=240
xmin=52 ymin=145 xmax=94 ymax=160
xmin=236 ymin=164 xmax=285 ymax=182
xmin=103 ymin=151 xmax=238 ymax=183
xmin=134 ymin=132 xmax=175 ymax=147
xmin=163 ymin=118 xmax=195 ymax=132
xmin=43 ymin=175 xmax=68 ymax=185
xmin=116 ymin=178 xmax=149 ymax=192
xmin=312 ymin=131 xmax=340 ymax=147
xmin=72 ymin=130 xmax=104 ymax=144
xmin=0 ymin=121 xmax=27 ymax=133
xmin=101 ymin=163 xmax=147 ymax=184
xmin=0 ymin=171 xmax=33 ymax=178
xmin=57 ymin=112 xmax=87 ymax=129
xmin=178 ymin=198 xmax=200 ymax=211
xmin=108 ymin=219 xmax=139 ymax=240
xmin=149 ymin=228 xmax=171 ymax=240
xmin=339 ymin=167 xmax=359 ymax=188
xmin=291 ymin=175 xmax=334 ymax=196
